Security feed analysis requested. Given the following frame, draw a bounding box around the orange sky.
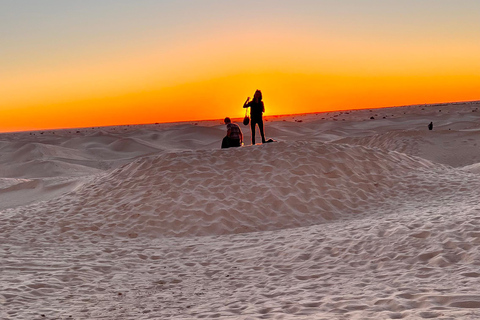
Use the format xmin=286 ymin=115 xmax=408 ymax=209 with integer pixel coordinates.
xmin=1 ymin=1 xmax=479 ymax=132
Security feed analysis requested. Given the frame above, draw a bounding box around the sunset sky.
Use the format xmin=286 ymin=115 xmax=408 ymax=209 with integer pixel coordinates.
xmin=1 ymin=0 xmax=479 ymax=132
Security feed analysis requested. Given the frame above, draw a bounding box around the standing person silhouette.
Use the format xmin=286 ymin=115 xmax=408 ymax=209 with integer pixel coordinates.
xmin=243 ymin=89 xmax=266 ymax=145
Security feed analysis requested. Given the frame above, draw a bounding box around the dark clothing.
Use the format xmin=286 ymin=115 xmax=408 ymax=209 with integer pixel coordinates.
xmin=245 ymin=100 xmax=266 ymax=144
xmin=246 ymin=101 xmax=265 ymax=119
xmin=226 ymin=123 xmax=242 ymax=140
xmin=221 ymin=136 xmax=241 ymax=149
xmin=222 ymin=121 xmax=243 ymax=148
xmin=251 ymin=117 xmax=266 ymax=144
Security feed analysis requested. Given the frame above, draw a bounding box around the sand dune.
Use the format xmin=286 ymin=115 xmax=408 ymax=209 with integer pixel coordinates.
xmin=2 ymin=101 xmax=480 ymax=319
xmin=7 ymin=141 xmax=473 ymax=240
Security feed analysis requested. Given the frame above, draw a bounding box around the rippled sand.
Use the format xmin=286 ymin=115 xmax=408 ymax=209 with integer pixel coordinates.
xmin=2 ymin=101 xmax=480 ymax=319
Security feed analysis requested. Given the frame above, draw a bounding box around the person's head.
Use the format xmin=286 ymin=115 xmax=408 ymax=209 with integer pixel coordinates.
xmin=253 ymin=89 xmax=262 ymax=102
xmin=224 ymin=117 xmax=231 ymax=124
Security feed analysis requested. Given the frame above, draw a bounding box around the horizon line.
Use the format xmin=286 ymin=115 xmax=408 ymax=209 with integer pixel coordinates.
xmin=1 ymin=99 xmax=479 ymax=134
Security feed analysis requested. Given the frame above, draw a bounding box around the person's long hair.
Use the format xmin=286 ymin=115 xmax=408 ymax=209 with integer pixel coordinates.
xmin=253 ymin=89 xmax=262 ymax=102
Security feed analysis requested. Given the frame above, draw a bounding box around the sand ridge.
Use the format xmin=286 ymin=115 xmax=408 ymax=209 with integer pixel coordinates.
xmin=3 ymin=140 xmax=475 ymax=241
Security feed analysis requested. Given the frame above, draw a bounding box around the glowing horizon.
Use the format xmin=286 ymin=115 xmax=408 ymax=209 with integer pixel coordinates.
xmin=1 ymin=1 xmax=479 ymax=132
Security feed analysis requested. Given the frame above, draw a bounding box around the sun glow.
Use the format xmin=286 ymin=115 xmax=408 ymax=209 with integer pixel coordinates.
xmin=1 ymin=1 xmax=479 ymax=132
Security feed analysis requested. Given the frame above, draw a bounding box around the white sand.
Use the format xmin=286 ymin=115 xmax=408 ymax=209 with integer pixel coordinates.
xmin=2 ymin=101 xmax=480 ymax=319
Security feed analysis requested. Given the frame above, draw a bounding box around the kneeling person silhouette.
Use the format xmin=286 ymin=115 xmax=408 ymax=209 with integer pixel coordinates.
xmin=221 ymin=117 xmax=243 ymax=148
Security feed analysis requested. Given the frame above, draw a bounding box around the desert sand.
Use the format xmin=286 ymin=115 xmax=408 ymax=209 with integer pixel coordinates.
xmin=2 ymin=101 xmax=480 ymax=319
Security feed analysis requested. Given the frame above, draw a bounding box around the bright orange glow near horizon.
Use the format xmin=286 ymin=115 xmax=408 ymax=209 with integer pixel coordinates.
xmin=1 ymin=1 xmax=479 ymax=132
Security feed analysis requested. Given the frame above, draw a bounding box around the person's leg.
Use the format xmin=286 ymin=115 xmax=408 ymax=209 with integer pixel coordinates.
xmin=258 ymin=119 xmax=266 ymax=143
xmin=231 ymin=139 xmax=241 ymax=147
xmin=221 ymin=136 xmax=230 ymax=148
xmin=250 ymin=120 xmax=256 ymax=145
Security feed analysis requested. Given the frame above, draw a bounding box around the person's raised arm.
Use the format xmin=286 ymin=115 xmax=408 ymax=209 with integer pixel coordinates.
xmin=243 ymin=97 xmax=250 ymax=108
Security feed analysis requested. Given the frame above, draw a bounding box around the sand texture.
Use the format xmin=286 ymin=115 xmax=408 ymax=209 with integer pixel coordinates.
xmin=2 ymin=101 xmax=480 ymax=319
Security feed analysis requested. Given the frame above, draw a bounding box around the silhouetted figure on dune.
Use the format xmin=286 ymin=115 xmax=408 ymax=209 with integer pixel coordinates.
xmin=243 ymin=90 xmax=266 ymax=145
xmin=428 ymin=122 xmax=433 ymax=130
xmin=221 ymin=117 xmax=243 ymax=149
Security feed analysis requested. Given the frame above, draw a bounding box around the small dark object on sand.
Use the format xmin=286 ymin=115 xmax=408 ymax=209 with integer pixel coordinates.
xmin=428 ymin=122 xmax=433 ymax=130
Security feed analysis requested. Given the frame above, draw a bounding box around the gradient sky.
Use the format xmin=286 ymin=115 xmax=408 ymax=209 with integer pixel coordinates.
xmin=1 ymin=0 xmax=479 ymax=132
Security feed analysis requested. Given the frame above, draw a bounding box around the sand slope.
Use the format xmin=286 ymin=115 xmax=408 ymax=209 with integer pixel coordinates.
xmin=4 ymin=140 xmax=475 ymax=240
xmin=2 ymin=101 xmax=480 ymax=319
